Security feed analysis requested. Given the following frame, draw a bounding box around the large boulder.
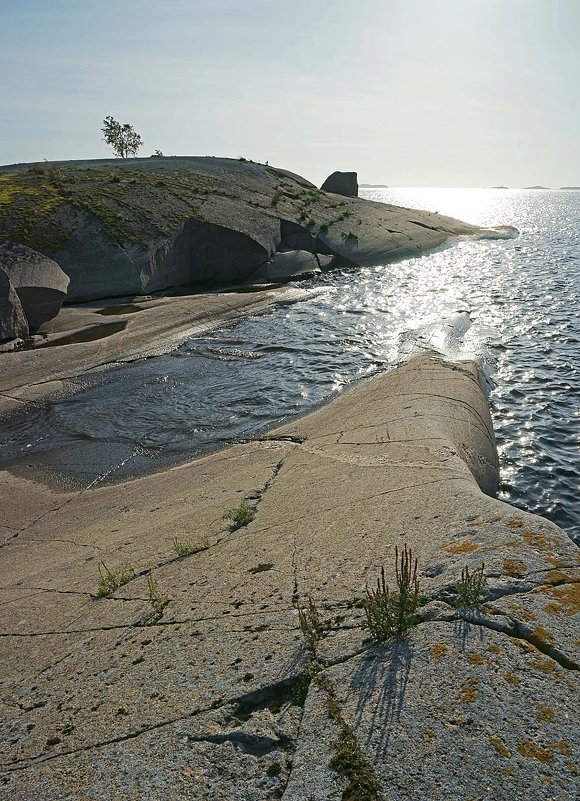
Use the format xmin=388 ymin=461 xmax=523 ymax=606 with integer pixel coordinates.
xmin=0 ymin=268 xmax=29 ymax=340
xmin=0 ymin=243 xmax=69 ymax=330
xmin=250 ymin=249 xmax=334 ymax=283
xmin=320 ymin=171 xmax=359 ymax=197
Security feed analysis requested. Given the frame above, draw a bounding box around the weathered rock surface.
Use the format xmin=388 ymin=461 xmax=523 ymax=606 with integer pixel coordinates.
xmin=0 ymin=157 xmax=503 ymax=303
xmin=0 ymin=243 xmax=69 ymax=330
xmin=320 ymin=170 xmax=359 ymax=197
xmin=0 ymin=355 xmax=577 ymax=799
xmin=0 ymin=268 xmax=28 ymax=341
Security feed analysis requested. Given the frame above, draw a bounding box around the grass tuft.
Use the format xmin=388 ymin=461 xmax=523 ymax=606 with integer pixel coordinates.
xmin=341 ymin=230 xmax=358 ymax=241
xmin=173 ymin=537 xmax=210 ymax=557
xmin=96 ymin=562 xmax=135 ymax=597
xmin=455 ymin=563 xmax=486 ymax=607
xmin=146 ymin=571 xmax=169 ymax=624
xmin=298 ymin=596 xmax=323 ymax=651
xmin=224 ymin=501 xmax=255 ymax=530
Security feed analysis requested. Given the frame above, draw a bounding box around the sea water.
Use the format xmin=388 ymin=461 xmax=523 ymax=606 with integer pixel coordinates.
xmin=1 ymin=189 xmax=578 ymax=542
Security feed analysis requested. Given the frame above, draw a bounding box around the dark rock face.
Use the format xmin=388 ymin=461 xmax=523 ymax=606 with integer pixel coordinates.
xmin=320 ymin=171 xmax=359 ymax=197
xmin=0 ymin=243 xmax=69 ymax=330
xmin=0 ymin=268 xmax=29 ymax=340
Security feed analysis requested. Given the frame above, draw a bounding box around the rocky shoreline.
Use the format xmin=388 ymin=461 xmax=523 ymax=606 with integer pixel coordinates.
xmin=0 ymin=354 xmax=578 ymax=800
xmin=0 ymin=159 xmax=576 ymax=799
xmin=0 ymin=157 xmax=490 ymax=302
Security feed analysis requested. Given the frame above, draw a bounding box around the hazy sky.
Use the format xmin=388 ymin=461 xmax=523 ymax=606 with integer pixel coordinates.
xmin=1 ymin=0 xmax=579 ymax=186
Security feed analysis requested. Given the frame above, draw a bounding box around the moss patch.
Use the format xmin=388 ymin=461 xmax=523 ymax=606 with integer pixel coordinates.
xmin=316 ymin=674 xmax=380 ymax=801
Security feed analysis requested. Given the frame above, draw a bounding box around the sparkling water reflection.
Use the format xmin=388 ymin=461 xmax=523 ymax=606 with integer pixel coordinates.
xmin=1 ymin=189 xmax=578 ymax=541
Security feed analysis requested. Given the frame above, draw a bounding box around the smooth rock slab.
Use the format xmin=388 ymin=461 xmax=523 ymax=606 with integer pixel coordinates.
xmin=0 ymin=355 xmax=577 ymax=799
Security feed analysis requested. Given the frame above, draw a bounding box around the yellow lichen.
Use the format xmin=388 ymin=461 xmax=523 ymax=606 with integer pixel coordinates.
xmin=487 ymin=644 xmax=501 ymax=655
xmin=531 ymin=625 xmax=556 ymax=646
xmin=504 ymin=672 xmax=520 ymax=685
xmin=506 ymin=519 xmax=524 ymax=529
xmin=502 ymin=559 xmax=528 ymax=578
xmin=505 ymin=602 xmax=537 ymax=622
xmin=533 ymin=702 xmax=555 ymax=723
xmin=545 ymin=555 xmax=567 ymax=568
xmin=431 ymin=643 xmax=448 ymax=663
xmin=489 ymin=736 xmax=511 ymax=758
xmin=541 ymin=584 xmax=580 ymax=616
xmin=467 ymin=653 xmax=484 ymax=665
xmin=546 ymin=569 xmax=572 ymax=584
xmin=446 ymin=538 xmax=483 ymax=554
xmin=547 ymin=741 xmax=573 ymax=757
xmin=531 ymin=657 xmax=564 ymax=678
xmin=460 ymin=677 xmax=479 ymax=702
xmin=423 ymin=729 xmax=436 ymax=740
xmin=514 ymin=638 xmax=535 ymax=653
xmin=521 ymin=531 xmax=558 ymax=552
xmin=517 ymin=740 xmax=553 ymax=764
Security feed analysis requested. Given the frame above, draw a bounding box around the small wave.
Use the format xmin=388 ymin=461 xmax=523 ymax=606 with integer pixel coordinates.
xmin=397 ymin=310 xmax=472 ymax=362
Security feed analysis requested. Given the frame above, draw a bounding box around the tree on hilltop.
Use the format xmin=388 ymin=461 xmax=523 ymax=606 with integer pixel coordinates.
xmin=101 ymin=116 xmax=143 ymax=158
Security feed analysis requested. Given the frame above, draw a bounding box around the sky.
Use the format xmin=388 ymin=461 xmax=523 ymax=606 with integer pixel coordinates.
xmin=1 ymin=0 xmax=579 ymax=187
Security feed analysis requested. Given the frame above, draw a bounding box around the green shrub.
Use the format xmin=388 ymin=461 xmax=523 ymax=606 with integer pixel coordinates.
xmin=224 ymin=501 xmax=255 ymax=530
xmin=363 ymin=545 xmax=420 ymax=642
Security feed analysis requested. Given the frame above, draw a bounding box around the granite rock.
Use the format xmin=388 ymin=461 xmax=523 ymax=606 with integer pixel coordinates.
xmin=320 ymin=170 xmax=359 ymax=197
xmin=0 ymin=268 xmax=28 ymax=341
xmin=0 ymin=242 xmax=69 ymax=330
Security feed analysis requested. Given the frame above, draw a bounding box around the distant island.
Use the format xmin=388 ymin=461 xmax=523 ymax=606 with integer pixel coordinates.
xmin=560 ymin=186 xmax=580 ymax=190
xmin=359 ymin=183 xmax=389 ymax=188
xmin=524 ymin=185 xmax=550 ymax=189
xmin=492 ymin=185 xmax=509 ymax=189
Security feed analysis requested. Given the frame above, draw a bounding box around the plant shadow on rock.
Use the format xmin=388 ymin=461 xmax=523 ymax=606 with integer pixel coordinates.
xmin=350 ymin=638 xmax=414 ymax=753
xmin=347 ymin=546 xmax=419 ymax=753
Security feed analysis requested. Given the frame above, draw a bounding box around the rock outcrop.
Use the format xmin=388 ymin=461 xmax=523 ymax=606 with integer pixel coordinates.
xmin=320 ymin=170 xmax=359 ymax=197
xmin=0 ymin=157 xmax=502 ymax=303
xmin=251 ymin=249 xmax=333 ymax=283
xmin=0 ymin=243 xmax=69 ymax=330
xmin=0 ymin=355 xmax=577 ymax=799
xmin=0 ymin=268 xmax=28 ymax=341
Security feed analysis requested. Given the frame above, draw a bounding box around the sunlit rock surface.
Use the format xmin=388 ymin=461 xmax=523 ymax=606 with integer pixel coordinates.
xmin=0 ymin=355 xmax=577 ymax=799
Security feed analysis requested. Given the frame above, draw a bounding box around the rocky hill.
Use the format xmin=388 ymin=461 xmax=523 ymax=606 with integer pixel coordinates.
xmin=0 ymin=157 xmax=488 ymax=302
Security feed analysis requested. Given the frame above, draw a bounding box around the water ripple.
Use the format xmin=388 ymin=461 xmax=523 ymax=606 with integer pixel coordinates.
xmin=1 ymin=189 xmax=578 ymax=542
